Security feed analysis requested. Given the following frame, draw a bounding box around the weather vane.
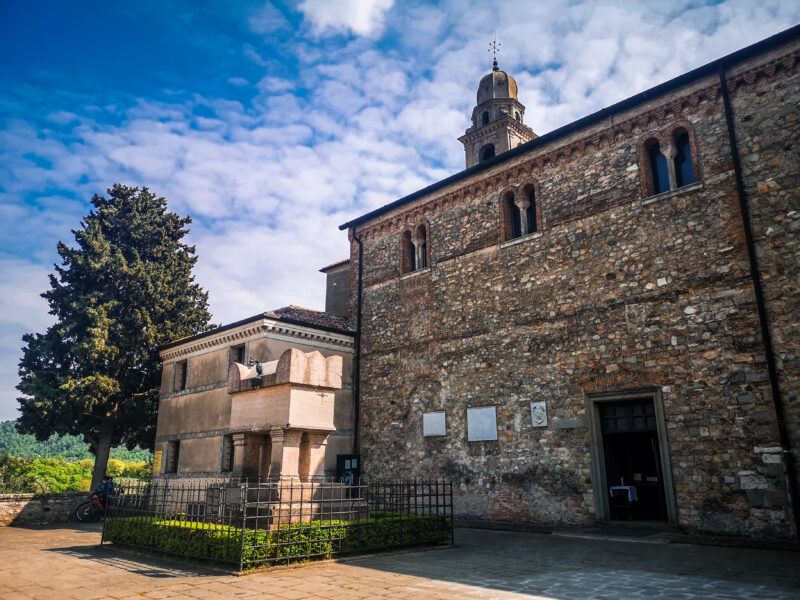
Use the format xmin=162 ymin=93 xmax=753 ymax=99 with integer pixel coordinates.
xmin=489 ymin=31 xmax=501 ymax=71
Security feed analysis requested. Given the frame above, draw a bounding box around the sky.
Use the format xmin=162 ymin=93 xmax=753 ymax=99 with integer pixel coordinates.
xmin=1 ymin=0 xmax=799 ymax=422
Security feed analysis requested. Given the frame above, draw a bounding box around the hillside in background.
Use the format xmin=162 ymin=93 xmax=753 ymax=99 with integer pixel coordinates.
xmin=0 ymin=420 xmax=152 ymax=462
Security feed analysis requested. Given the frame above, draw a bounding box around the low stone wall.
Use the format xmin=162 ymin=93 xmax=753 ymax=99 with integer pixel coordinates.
xmin=0 ymin=492 xmax=86 ymax=526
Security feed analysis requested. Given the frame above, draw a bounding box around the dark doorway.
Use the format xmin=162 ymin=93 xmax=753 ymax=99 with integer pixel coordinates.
xmin=599 ymin=399 xmax=667 ymax=521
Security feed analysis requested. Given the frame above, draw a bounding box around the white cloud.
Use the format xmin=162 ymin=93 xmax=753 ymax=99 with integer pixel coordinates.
xmin=248 ymin=2 xmax=288 ymax=34
xmin=1 ymin=0 xmax=799 ymax=421
xmin=0 ymin=256 xmax=53 ymax=421
xmin=299 ymin=0 xmax=395 ymax=37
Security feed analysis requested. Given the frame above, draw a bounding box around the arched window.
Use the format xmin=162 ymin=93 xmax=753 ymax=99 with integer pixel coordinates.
xmin=515 ymin=111 xmax=521 ymax=122
xmin=480 ymin=144 xmax=495 ymax=163
xmin=526 ymin=186 xmax=537 ymax=234
xmin=674 ymin=131 xmax=694 ymax=188
xmin=508 ymin=193 xmax=521 ymax=239
xmin=647 ymin=140 xmax=669 ymax=195
xmin=416 ymin=224 xmax=427 ymax=269
xmin=481 ymin=111 xmax=489 ymax=125
xmin=401 ymin=230 xmax=415 ymax=274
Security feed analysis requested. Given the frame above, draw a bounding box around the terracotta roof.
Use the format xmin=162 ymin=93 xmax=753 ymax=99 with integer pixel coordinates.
xmin=319 ymin=258 xmax=351 ymax=273
xmin=265 ymin=306 xmax=354 ymax=332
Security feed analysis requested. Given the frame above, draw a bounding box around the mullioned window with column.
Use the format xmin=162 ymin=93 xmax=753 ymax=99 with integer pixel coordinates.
xmin=639 ymin=123 xmax=700 ymax=198
xmin=400 ymin=222 xmax=430 ymax=275
xmin=500 ymin=182 xmax=541 ymax=243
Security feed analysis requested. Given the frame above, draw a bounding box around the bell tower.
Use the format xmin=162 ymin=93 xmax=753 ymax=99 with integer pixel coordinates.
xmin=458 ymin=39 xmax=536 ymax=169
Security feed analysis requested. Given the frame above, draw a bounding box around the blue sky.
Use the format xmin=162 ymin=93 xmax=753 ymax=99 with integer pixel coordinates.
xmin=1 ymin=0 xmax=799 ymax=422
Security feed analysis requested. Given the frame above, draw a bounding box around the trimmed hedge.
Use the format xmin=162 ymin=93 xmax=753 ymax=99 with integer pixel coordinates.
xmin=103 ymin=513 xmax=451 ymax=569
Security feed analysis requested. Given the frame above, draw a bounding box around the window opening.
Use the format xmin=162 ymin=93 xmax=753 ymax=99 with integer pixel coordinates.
xmin=648 ymin=142 xmax=670 ymax=195
xmin=526 ymin=187 xmax=537 ymax=234
xmin=416 ymin=225 xmax=427 ymax=270
xmin=674 ymin=132 xmax=694 ymax=188
xmin=230 ymin=344 xmax=245 ymax=366
xmin=510 ymin=196 xmax=522 ymax=239
xmin=480 ymin=144 xmax=495 ymax=162
xmin=221 ymin=435 xmax=234 ymax=472
xmin=481 ymin=111 xmax=489 ymax=125
xmin=166 ymin=440 xmax=180 ymax=473
xmin=174 ymin=360 xmax=188 ymax=392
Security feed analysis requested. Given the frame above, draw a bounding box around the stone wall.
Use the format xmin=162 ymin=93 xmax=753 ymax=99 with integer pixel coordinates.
xmin=348 ymin=37 xmax=800 ymax=538
xmin=0 ymin=492 xmax=86 ymax=526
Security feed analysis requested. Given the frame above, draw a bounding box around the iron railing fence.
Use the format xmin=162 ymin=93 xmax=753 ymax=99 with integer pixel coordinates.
xmin=102 ymin=477 xmax=453 ymax=570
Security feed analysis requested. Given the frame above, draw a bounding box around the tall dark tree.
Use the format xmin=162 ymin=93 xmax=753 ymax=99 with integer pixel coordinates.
xmin=16 ymin=185 xmax=212 ymax=488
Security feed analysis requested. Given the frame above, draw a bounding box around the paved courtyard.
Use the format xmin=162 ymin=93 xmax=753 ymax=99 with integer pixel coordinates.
xmin=0 ymin=523 xmax=798 ymax=599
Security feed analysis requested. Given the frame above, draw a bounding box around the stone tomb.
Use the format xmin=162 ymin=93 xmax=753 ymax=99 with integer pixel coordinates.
xmin=226 ymin=348 xmax=366 ymax=527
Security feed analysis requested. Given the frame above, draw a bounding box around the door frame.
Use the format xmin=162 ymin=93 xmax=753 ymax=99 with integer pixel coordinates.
xmin=585 ymin=388 xmax=678 ymax=524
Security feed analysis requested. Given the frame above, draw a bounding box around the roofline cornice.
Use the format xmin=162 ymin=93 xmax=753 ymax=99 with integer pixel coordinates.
xmin=159 ymin=317 xmax=355 ymax=361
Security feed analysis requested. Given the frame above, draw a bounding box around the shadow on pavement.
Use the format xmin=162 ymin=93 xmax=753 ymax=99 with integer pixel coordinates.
xmin=44 ymin=543 xmax=220 ymax=579
xmin=339 ymin=528 xmax=800 ymax=600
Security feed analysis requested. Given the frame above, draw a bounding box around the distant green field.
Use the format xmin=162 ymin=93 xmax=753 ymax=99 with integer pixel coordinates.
xmin=0 ymin=420 xmax=152 ymax=462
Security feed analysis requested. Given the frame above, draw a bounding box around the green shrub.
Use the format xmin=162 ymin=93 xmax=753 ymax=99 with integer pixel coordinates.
xmin=103 ymin=512 xmax=451 ymax=570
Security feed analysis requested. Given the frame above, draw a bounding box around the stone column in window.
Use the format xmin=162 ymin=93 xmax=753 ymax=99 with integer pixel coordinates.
xmin=661 ymin=144 xmax=678 ymax=191
xmin=514 ymin=197 xmax=531 ymax=236
xmin=411 ymin=237 xmax=422 ymax=270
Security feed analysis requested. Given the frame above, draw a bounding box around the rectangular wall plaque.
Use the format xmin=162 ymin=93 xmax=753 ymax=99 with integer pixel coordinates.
xmin=531 ymin=401 xmax=548 ymax=427
xmin=423 ymin=411 xmax=446 ymax=437
xmin=467 ymin=406 xmax=497 ymax=441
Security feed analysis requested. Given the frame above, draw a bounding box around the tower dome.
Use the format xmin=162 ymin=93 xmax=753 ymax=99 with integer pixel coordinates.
xmin=477 ymin=68 xmax=518 ymax=105
xmin=458 ymin=54 xmax=536 ymax=169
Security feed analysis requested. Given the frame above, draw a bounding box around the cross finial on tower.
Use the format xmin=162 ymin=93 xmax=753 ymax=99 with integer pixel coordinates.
xmin=489 ymin=32 xmax=501 ymax=71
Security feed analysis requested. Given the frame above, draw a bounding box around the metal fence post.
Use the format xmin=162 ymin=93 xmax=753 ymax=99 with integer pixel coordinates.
xmin=239 ymin=480 xmax=247 ymax=572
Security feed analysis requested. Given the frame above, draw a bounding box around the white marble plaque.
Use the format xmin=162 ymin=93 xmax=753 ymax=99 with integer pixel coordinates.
xmin=423 ymin=411 xmax=446 ymax=437
xmin=530 ymin=401 xmax=547 ymax=427
xmin=467 ymin=406 xmax=497 ymax=441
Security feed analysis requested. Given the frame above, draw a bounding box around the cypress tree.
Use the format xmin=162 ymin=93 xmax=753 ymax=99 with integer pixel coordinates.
xmin=16 ymin=184 xmax=212 ymax=488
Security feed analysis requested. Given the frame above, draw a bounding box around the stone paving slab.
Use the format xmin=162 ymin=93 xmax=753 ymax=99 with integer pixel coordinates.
xmin=0 ymin=524 xmax=798 ymax=599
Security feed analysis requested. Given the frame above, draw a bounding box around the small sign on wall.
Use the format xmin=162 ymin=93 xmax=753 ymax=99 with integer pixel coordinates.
xmin=423 ymin=411 xmax=446 ymax=436
xmin=152 ymin=450 xmax=163 ymax=473
xmin=467 ymin=406 xmax=497 ymax=441
xmin=531 ymin=401 xmax=547 ymax=427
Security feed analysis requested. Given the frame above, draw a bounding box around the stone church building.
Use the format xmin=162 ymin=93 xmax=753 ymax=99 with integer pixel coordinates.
xmin=155 ymin=26 xmax=800 ymax=539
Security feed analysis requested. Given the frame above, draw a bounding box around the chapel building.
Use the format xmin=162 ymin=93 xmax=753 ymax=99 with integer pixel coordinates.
xmin=339 ymin=26 xmax=800 ymax=538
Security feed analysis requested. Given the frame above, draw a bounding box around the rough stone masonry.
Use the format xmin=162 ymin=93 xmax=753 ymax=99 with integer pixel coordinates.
xmin=342 ymin=28 xmax=800 ymax=538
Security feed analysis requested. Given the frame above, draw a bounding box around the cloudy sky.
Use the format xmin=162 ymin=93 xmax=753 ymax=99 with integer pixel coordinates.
xmin=1 ymin=0 xmax=799 ymax=422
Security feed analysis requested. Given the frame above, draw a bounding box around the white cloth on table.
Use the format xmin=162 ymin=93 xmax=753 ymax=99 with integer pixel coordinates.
xmin=609 ymin=485 xmax=639 ymax=502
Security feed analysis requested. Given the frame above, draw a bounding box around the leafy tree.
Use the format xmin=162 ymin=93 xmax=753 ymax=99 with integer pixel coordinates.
xmin=16 ymin=185 xmax=211 ymax=489
xmin=0 ymin=419 xmax=152 ymax=462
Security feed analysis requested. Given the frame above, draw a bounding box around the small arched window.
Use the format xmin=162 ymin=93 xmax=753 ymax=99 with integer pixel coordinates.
xmin=416 ymin=224 xmax=427 ymax=269
xmin=647 ymin=140 xmax=670 ymax=195
xmin=515 ymin=111 xmax=521 ymax=122
xmin=508 ymin=193 xmax=521 ymax=239
xmin=480 ymin=144 xmax=496 ymax=163
xmin=481 ymin=111 xmax=489 ymax=125
xmin=526 ymin=186 xmax=537 ymax=234
xmin=401 ymin=230 xmax=415 ymax=274
xmin=674 ymin=132 xmax=694 ymax=188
